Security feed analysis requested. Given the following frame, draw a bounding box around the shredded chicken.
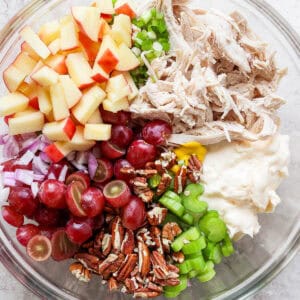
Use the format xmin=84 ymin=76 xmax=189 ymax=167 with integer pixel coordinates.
xmin=130 ymin=0 xmax=287 ymax=145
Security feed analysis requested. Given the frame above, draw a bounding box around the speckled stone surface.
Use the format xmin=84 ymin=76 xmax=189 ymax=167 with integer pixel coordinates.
xmin=0 ymin=0 xmax=299 ymax=299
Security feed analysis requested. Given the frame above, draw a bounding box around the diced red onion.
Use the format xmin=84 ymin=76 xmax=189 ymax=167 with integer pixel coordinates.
xmin=58 ymin=165 xmax=68 ymax=182
xmin=70 ymin=160 xmax=87 ymax=171
xmin=33 ymin=156 xmax=49 ymax=175
xmin=88 ymin=153 xmax=98 ymax=179
xmin=17 ymin=151 xmax=35 ymax=165
xmin=3 ymin=171 xmax=15 ymax=179
xmin=0 ymin=187 xmax=10 ymax=203
xmin=76 ymin=151 xmax=89 ymax=165
xmin=48 ymin=172 xmax=56 ymax=180
xmin=21 ymin=136 xmax=41 ymax=153
xmin=21 ymin=133 xmax=37 ymax=140
xmin=39 ymin=152 xmax=51 ymax=163
xmin=3 ymin=176 xmax=16 ymax=187
xmin=0 ymin=134 xmax=7 ymax=145
xmin=33 ymin=174 xmax=45 ymax=182
xmin=3 ymin=136 xmax=19 ymax=158
xmin=15 ymin=169 xmax=34 ymax=185
xmin=31 ymin=182 xmax=39 ymax=198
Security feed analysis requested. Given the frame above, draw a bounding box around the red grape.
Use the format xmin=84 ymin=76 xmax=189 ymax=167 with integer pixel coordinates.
xmin=27 ymin=235 xmax=52 ymax=261
xmin=121 ymin=196 xmax=146 ymax=230
xmin=93 ymin=158 xmax=113 ymax=183
xmin=103 ymin=180 xmax=131 ymax=208
xmin=66 ymin=218 xmax=93 ymax=244
xmin=142 ymin=120 xmax=172 ymax=145
xmin=100 ymin=106 xmax=131 ymax=125
xmin=126 ymin=140 xmax=156 ymax=168
xmin=47 ymin=162 xmax=69 ymax=179
xmin=3 ymin=159 xmax=33 ymax=172
xmin=66 ymin=181 xmax=86 ymax=217
xmin=81 ymin=187 xmax=105 ymax=217
xmin=113 ymin=159 xmax=134 ymax=183
xmin=8 ymin=186 xmax=38 ymax=217
xmin=100 ymin=141 xmax=126 ymax=160
xmin=66 ymin=172 xmax=90 ymax=189
xmin=34 ymin=206 xmax=62 ymax=227
xmin=2 ymin=205 xmax=24 ymax=227
xmin=38 ymin=179 xmax=66 ymax=209
xmin=38 ymin=226 xmax=57 ymax=239
xmin=110 ymin=125 xmax=133 ymax=148
xmin=16 ymin=224 xmax=40 ymax=246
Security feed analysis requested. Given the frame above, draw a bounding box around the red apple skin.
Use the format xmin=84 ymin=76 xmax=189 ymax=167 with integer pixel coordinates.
xmin=91 ymin=72 xmax=109 ymax=83
xmin=97 ymin=49 xmax=119 ymax=74
xmin=63 ymin=118 xmax=76 ymax=140
xmin=66 ymin=181 xmax=87 ymax=217
xmin=115 ymin=4 xmax=136 ymax=19
xmin=44 ymin=144 xmax=64 ymax=163
xmin=78 ymin=32 xmax=100 ymax=62
xmin=28 ymin=97 xmax=40 ymax=110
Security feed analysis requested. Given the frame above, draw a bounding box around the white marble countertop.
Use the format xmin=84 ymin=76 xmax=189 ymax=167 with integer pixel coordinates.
xmin=0 ymin=0 xmax=299 ymax=299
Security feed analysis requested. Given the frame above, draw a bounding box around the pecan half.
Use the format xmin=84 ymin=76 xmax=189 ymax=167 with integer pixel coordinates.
xmin=102 ymin=233 xmax=112 ymax=256
xmin=121 ymin=229 xmax=135 ymax=255
xmin=69 ymin=262 xmax=91 ymax=282
xmin=108 ymin=277 xmax=119 ymax=291
xmin=94 ymin=230 xmax=104 ymax=250
xmin=174 ymin=165 xmax=187 ymax=194
xmin=154 ymin=277 xmax=180 ymax=287
xmin=147 ymin=282 xmax=163 ymax=293
xmin=147 ymin=206 xmax=168 ymax=226
xmin=150 ymin=251 xmax=170 ymax=280
xmin=98 ymin=253 xmax=119 ymax=274
xmin=188 ymin=154 xmax=202 ymax=183
xmin=102 ymin=253 xmax=125 ymax=280
xmin=116 ymin=254 xmax=138 ymax=282
xmin=133 ymin=289 xmax=161 ymax=298
xmin=74 ymin=253 xmax=101 ymax=273
xmin=162 ymin=222 xmax=182 ymax=253
xmin=156 ymin=173 xmax=172 ymax=196
xmin=150 ymin=226 xmax=164 ymax=255
xmin=131 ymin=177 xmax=154 ymax=203
xmin=172 ymin=252 xmax=185 ymax=263
xmin=121 ymin=167 xmax=157 ymax=178
xmin=111 ymin=216 xmax=124 ymax=252
xmin=136 ymin=228 xmax=155 ymax=247
xmin=124 ymin=277 xmax=140 ymax=293
xmin=138 ymin=241 xmax=151 ymax=278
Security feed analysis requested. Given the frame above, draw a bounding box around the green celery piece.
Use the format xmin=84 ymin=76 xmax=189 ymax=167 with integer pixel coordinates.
xmin=181 ymin=213 xmax=194 ymax=225
xmin=148 ymin=174 xmax=161 ymax=188
xmin=171 ymin=227 xmax=200 ymax=252
xmin=182 ymin=236 xmax=206 ymax=255
xmin=162 ymin=213 xmax=190 ymax=231
xmin=183 ymin=198 xmax=208 ymax=214
xmin=188 ymin=269 xmax=200 ymax=279
xmin=190 ymin=255 xmax=206 ymax=272
xmin=199 ymin=215 xmax=227 ymax=243
xmin=203 ymin=241 xmax=215 ymax=260
xmin=164 ymin=291 xmax=181 ymax=298
xmin=205 ymin=210 xmax=219 ymax=218
xmin=164 ymin=275 xmax=188 ymax=293
xmin=159 ymin=197 xmax=185 ymax=217
xmin=182 ymin=183 xmax=205 ymax=200
xmin=163 ymin=191 xmax=182 ymax=202
xmin=178 ymin=260 xmax=193 ymax=274
xmin=197 ymin=268 xmax=216 ymax=283
xmin=210 ymin=244 xmax=223 ymax=264
xmin=221 ymin=233 xmax=234 ymax=257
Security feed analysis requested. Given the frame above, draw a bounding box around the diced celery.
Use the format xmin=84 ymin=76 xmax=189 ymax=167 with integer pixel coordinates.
xmin=199 ymin=215 xmax=227 ymax=243
xmin=181 ymin=213 xmax=194 ymax=225
xmin=159 ymin=197 xmax=185 ymax=217
xmin=148 ymin=174 xmax=161 ymax=189
xmin=182 ymin=236 xmax=206 ymax=255
xmin=171 ymin=227 xmax=200 ymax=252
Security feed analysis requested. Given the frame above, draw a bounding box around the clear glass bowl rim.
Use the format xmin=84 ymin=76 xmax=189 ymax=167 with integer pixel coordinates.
xmin=0 ymin=0 xmax=299 ymax=299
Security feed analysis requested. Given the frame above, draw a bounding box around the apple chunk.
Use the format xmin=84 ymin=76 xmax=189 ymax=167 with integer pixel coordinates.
xmin=110 ymin=14 xmax=132 ymax=47
xmin=67 ymin=126 xmax=96 ymax=151
xmin=59 ymin=75 xmax=82 ymax=108
xmin=3 ymin=65 xmax=27 ymax=92
xmin=20 ymin=26 xmax=50 ymax=59
xmin=38 ymin=20 xmax=60 ymax=45
xmin=113 ymin=71 xmax=138 ymax=100
xmin=84 ymin=124 xmax=112 ymax=141
xmin=87 ymin=109 xmax=102 ymax=124
xmin=92 ymin=64 xmax=109 ymax=83
xmin=8 ymin=110 xmax=44 ymax=135
xmin=43 ymin=118 xmax=76 ymax=141
xmin=13 ymin=52 xmax=37 ymax=75
xmin=116 ymin=43 xmax=140 ymax=71
xmin=60 ymin=19 xmax=79 ymax=51
xmin=21 ymin=42 xmax=40 ymax=61
xmin=44 ymin=54 xmax=67 ymax=75
xmin=50 ymin=83 xmax=70 ymax=121
xmin=78 ymin=32 xmax=100 ymax=63
xmin=102 ymin=97 xmax=129 ymax=113
xmin=94 ymin=0 xmax=115 ymax=14
xmin=44 ymin=142 xmax=72 ymax=163
xmin=31 ymin=65 xmax=59 ymax=86
xmin=66 ymin=52 xmax=95 ymax=89
xmin=0 ymin=92 xmax=29 ymax=117
xmin=71 ymin=85 xmax=106 ymax=124
xmin=48 ymin=38 xmax=61 ymax=55
xmin=36 ymin=86 xmax=52 ymax=114
xmin=106 ymin=74 xmax=131 ymax=102
xmin=114 ymin=0 xmax=137 ymax=19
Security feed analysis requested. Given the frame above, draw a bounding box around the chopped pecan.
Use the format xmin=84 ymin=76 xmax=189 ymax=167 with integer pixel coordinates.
xmin=150 ymin=251 xmax=170 ymax=280
xmin=162 ymin=222 xmax=182 ymax=253
xmin=136 ymin=228 xmax=155 ymax=247
xmin=130 ymin=266 xmax=139 ymax=277
xmin=154 ymin=277 xmax=180 ymax=287
xmin=88 ymin=247 xmax=104 ymax=259
xmin=131 ymin=177 xmax=154 ymax=203
xmin=167 ymin=264 xmax=180 ymax=279
xmin=133 ymin=289 xmax=161 ymax=298
xmin=156 ymin=173 xmax=172 ymax=196
xmin=69 ymin=262 xmax=91 ymax=282
xmin=138 ymin=241 xmax=151 ymax=278
xmin=124 ymin=277 xmax=140 ymax=293
xmin=174 ymin=165 xmax=187 ymax=193
xmin=150 ymin=226 xmax=164 ymax=255
xmin=145 ymin=162 xmax=156 ymax=169
xmin=111 ymin=216 xmax=124 ymax=252
xmin=116 ymin=254 xmax=138 ymax=282
xmin=160 ymin=151 xmax=177 ymax=169
xmin=74 ymin=253 xmax=101 ymax=273
xmin=121 ymin=229 xmax=135 ymax=255
xmin=154 ymin=160 xmax=164 ymax=174
xmin=102 ymin=233 xmax=112 ymax=256
xmin=98 ymin=253 xmax=119 ymax=274
xmin=188 ymin=154 xmax=202 ymax=183
xmin=102 ymin=253 xmax=125 ymax=280
xmin=81 ymin=240 xmax=94 ymax=249
xmin=147 ymin=206 xmax=168 ymax=226
xmin=121 ymin=167 xmax=157 ymax=178
xmin=171 ymin=252 xmax=185 ymax=263
xmin=94 ymin=230 xmax=104 ymax=250
xmin=108 ymin=277 xmax=119 ymax=291
xmin=147 ymin=282 xmax=163 ymax=293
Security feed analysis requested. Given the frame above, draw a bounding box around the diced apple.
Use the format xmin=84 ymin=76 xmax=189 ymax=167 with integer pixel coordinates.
xmin=95 ymin=35 xmax=120 ymax=74
xmin=28 ymin=97 xmax=39 ymax=110
xmin=116 ymin=43 xmax=140 ymax=71
xmin=31 ymin=65 xmax=59 ymax=86
xmin=100 ymin=13 xmax=113 ymax=23
xmin=59 ymin=75 xmax=82 ymax=108
xmin=84 ymin=124 xmax=111 ymax=141
xmin=87 ymin=108 xmax=102 ymax=124
xmin=17 ymin=82 xmax=35 ymax=96
xmin=36 ymin=86 xmax=52 ymax=114
xmin=3 ymin=65 xmax=26 ymax=92
xmin=43 ymin=118 xmax=76 ymax=141
xmin=50 ymin=83 xmax=70 ymax=121
xmin=110 ymin=14 xmax=132 ymax=47
xmin=78 ymin=31 xmax=100 ymax=62
xmin=72 ymin=7 xmax=102 ymax=42
xmin=95 ymin=0 xmax=115 ymax=14
xmin=72 ymin=85 xmax=106 ymax=124
xmin=13 ymin=108 xmax=37 ymax=117
xmin=102 ymin=97 xmax=129 ymax=113
xmin=92 ymin=63 xmax=109 ymax=83
xmin=48 ymin=38 xmax=61 ymax=55
xmin=113 ymin=71 xmax=138 ymax=100
xmin=98 ymin=19 xmax=111 ymax=39
xmin=38 ymin=20 xmax=60 ymax=45
xmin=8 ymin=110 xmax=44 ymax=135
xmin=114 ymin=0 xmax=136 ymax=19
xmin=44 ymin=54 xmax=67 ymax=75
xmin=60 ymin=19 xmax=79 ymax=51
xmin=45 ymin=110 xmax=55 ymax=122
xmin=106 ymin=74 xmax=131 ymax=102
xmin=13 ymin=52 xmax=37 ymax=75
xmin=67 ymin=126 xmax=96 ymax=151
xmin=20 ymin=26 xmax=50 ymax=59
xmin=44 ymin=142 xmax=72 ymax=163
xmin=0 ymin=92 xmax=29 ymax=117
xmin=65 ymin=52 xmax=95 ymax=89
xmin=21 ymin=42 xmax=40 ymax=61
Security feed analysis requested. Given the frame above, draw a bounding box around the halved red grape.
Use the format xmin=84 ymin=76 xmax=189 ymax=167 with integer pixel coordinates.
xmin=103 ymin=180 xmax=131 ymax=208
xmin=100 ymin=141 xmax=126 ymax=160
xmin=38 ymin=179 xmax=66 ymax=209
xmin=34 ymin=206 xmax=62 ymax=227
xmin=126 ymin=140 xmax=156 ymax=168
xmin=81 ymin=187 xmax=105 ymax=217
xmin=2 ymin=206 xmax=24 ymax=227
xmin=100 ymin=106 xmax=131 ymax=125
xmin=142 ymin=120 xmax=172 ymax=145
xmin=66 ymin=181 xmax=87 ymax=217
xmin=51 ymin=229 xmax=79 ymax=261
xmin=110 ymin=125 xmax=133 ymax=148
xmin=93 ymin=158 xmax=113 ymax=183
xmin=66 ymin=172 xmax=90 ymax=189
xmin=66 ymin=218 xmax=93 ymax=245
xmin=26 ymin=235 xmax=52 ymax=261
xmin=8 ymin=186 xmax=38 ymax=217
xmin=121 ymin=196 xmax=146 ymax=230
xmin=114 ymin=159 xmax=134 ymax=183
xmin=38 ymin=226 xmax=57 ymax=239
xmin=17 ymin=224 xmax=40 ymax=246
xmin=47 ymin=162 xmax=69 ymax=179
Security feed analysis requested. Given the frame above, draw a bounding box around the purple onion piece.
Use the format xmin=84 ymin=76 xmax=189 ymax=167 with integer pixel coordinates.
xmin=88 ymin=153 xmax=98 ymax=179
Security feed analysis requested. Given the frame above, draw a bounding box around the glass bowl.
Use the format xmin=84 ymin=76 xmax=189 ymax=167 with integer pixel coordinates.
xmin=0 ymin=0 xmax=299 ymax=299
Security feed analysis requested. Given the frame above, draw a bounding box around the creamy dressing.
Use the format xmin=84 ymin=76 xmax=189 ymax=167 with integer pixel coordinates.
xmin=201 ymin=134 xmax=290 ymax=239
